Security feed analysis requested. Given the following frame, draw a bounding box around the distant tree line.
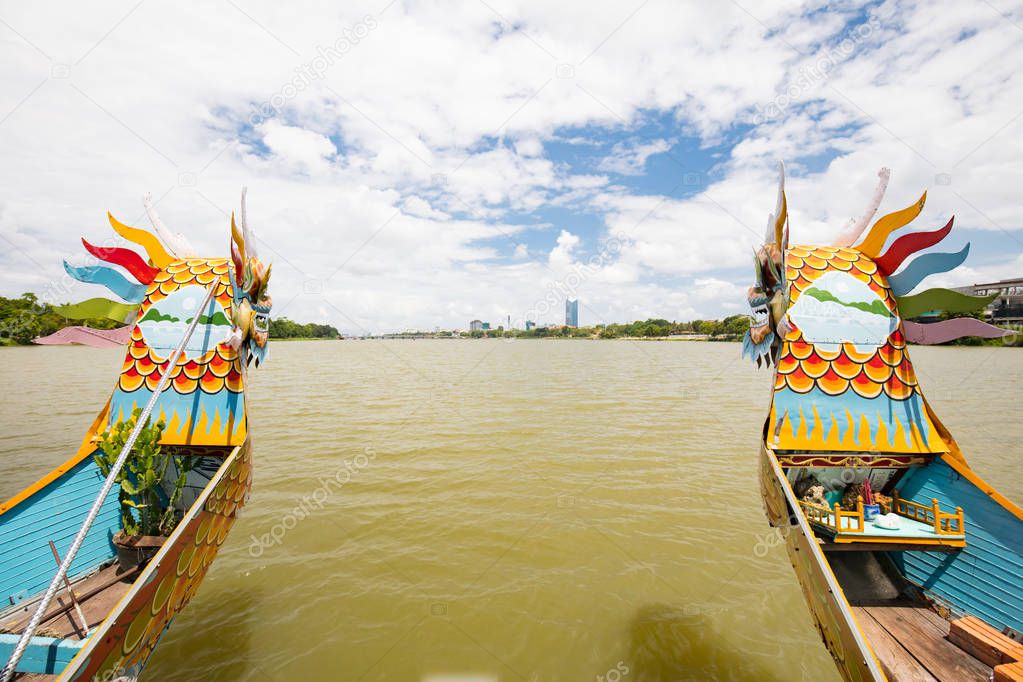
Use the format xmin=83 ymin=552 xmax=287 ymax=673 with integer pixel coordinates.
xmin=0 ymin=293 xmax=340 ymax=345
xmin=595 ymin=316 xmax=750 ymax=340
xmin=465 ymin=312 xmax=1019 ymax=346
xmin=3 ymin=290 xmax=1016 ymax=346
xmin=268 ymin=317 xmax=340 ymax=339
xmin=0 ymin=293 xmax=119 ymax=345
xmin=460 ymin=315 xmax=752 ymax=340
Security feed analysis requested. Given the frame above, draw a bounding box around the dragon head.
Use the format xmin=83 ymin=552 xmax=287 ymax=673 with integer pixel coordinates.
xmin=228 ymin=188 xmax=272 ymax=367
xmin=741 ymin=163 xmax=1009 ymax=371
xmin=743 ymin=164 xmax=789 ymax=367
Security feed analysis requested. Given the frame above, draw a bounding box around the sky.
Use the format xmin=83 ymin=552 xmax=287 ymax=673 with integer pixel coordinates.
xmin=1 ymin=0 xmax=1022 ymax=334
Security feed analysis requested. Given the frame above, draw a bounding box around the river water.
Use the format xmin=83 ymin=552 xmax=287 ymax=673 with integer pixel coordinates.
xmin=1 ymin=341 xmax=1020 ymax=681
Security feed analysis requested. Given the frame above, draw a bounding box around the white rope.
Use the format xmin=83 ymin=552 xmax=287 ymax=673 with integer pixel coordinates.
xmin=1 ymin=284 xmax=217 ymax=681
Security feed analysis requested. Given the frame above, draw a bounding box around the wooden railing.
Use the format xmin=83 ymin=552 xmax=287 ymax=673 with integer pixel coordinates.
xmin=798 ymin=492 xmax=964 ymax=539
xmin=799 ymin=499 xmax=833 ymax=529
xmin=835 ymin=498 xmax=864 ymax=533
xmin=891 ymin=491 xmax=964 ymax=535
xmin=798 ymin=498 xmax=864 ymax=534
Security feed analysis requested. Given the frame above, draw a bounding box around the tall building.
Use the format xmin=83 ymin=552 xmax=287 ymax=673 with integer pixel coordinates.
xmin=470 ymin=319 xmax=483 ymax=331
xmin=565 ymin=299 xmax=579 ymax=327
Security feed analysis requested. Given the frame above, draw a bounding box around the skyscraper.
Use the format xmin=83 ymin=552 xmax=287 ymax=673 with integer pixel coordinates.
xmin=565 ymin=299 xmax=579 ymax=327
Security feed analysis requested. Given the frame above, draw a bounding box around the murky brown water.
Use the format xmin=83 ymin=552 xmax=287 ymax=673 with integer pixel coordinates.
xmin=1 ymin=341 xmax=1020 ymax=681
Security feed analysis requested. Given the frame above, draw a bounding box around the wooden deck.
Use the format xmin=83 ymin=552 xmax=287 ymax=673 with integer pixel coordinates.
xmin=828 ymin=551 xmax=993 ymax=681
xmin=852 ymin=603 xmax=992 ymax=681
xmin=1 ymin=563 xmax=137 ymax=679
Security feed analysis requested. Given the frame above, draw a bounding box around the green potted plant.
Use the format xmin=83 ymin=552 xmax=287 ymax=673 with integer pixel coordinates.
xmin=94 ymin=407 xmax=195 ymax=571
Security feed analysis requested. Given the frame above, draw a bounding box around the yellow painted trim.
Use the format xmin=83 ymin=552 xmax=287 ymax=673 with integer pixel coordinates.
xmin=108 ymin=212 xmax=173 ymax=268
xmin=0 ymin=400 xmax=110 ymax=515
xmin=941 ymin=453 xmax=1023 ymax=522
xmin=764 ymin=445 xmax=888 ymax=680
xmin=830 ymin=536 xmax=966 ymax=547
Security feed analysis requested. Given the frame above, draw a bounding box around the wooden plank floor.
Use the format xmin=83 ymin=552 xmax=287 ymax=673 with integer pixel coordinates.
xmin=3 ymin=563 xmax=136 ymax=680
xmin=852 ymin=603 xmax=992 ymax=681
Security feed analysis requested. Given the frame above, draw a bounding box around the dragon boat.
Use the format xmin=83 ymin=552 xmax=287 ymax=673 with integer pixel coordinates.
xmin=745 ymin=166 xmax=1023 ymax=682
xmin=1 ymin=193 xmax=272 ymax=680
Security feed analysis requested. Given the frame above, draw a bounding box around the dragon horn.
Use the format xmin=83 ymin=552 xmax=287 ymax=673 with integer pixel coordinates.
xmin=230 ymin=212 xmax=245 ymax=284
xmin=773 ymin=161 xmax=786 ymax=247
xmin=240 ymin=187 xmax=257 ymax=259
xmin=143 ymin=192 xmax=197 ymax=258
xmin=834 ymin=167 xmax=890 ymax=247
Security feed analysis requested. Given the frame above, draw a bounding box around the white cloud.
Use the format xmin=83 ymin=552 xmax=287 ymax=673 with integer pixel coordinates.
xmin=548 ymin=229 xmax=580 ymax=268
xmin=0 ymin=0 xmax=1020 ymax=333
xmin=597 ymin=139 xmax=672 ymax=175
xmin=259 ymin=121 xmax=336 ymax=174
xmin=514 ymin=137 xmax=544 ymax=157
xmin=401 ymin=195 xmax=449 ymax=220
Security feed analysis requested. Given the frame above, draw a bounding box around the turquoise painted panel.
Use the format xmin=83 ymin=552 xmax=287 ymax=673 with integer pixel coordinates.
xmin=0 ymin=633 xmax=85 ymax=674
xmin=891 ymin=459 xmax=1023 ymax=632
xmin=0 ymin=455 xmax=119 ymax=607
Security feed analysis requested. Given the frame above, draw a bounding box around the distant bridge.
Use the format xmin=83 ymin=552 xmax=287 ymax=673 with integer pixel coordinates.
xmin=954 ymin=277 xmax=1023 ymax=324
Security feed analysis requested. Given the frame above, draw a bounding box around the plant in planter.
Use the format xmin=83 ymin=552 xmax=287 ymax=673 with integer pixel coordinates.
xmin=94 ymin=407 xmax=195 ymax=571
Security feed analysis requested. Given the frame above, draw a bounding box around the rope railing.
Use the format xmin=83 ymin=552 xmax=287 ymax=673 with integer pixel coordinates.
xmin=2 ymin=284 xmax=216 ymax=682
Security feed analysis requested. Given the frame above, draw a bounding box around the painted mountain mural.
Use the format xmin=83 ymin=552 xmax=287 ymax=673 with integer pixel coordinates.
xmin=190 ymin=310 xmax=231 ymax=326
xmin=138 ymin=285 xmax=232 ymax=360
xmin=802 ymin=286 xmax=891 ymax=317
xmin=139 ymin=308 xmax=180 ymax=324
xmin=788 ymin=270 xmax=899 ymax=351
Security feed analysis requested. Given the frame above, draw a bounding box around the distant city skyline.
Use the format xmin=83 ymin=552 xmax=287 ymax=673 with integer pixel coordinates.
xmin=566 ymin=299 xmax=579 ymax=328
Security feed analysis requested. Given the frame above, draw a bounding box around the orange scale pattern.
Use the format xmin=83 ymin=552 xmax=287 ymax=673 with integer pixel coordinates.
xmin=785 ymin=245 xmax=896 ymax=313
xmin=116 ymin=259 xmax=243 ymax=399
xmin=776 ymin=246 xmax=920 ymax=403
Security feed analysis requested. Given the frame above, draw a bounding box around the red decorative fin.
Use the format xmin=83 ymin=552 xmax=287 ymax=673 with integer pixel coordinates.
xmin=81 ymin=237 xmax=159 ymax=284
xmin=875 ymin=217 xmax=954 ymax=275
